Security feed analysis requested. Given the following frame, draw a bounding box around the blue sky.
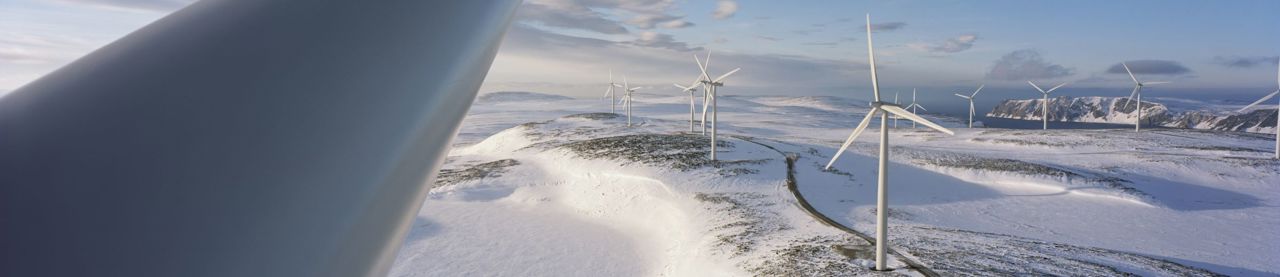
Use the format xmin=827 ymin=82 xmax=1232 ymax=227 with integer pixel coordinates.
xmin=1 ymin=0 xmax=1277 ymax=98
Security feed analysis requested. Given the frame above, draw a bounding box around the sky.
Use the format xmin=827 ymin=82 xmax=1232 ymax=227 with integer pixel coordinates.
xmin=2 ymin=0 xmax=1278 ymax=99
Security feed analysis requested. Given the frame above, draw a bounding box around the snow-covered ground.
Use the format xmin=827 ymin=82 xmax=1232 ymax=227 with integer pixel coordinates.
xmin=392 ymin=91 xmax=1279 ymax=276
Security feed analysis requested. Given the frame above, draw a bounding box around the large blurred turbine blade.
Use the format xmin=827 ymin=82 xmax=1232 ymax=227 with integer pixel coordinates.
xmin=883 ymin=105 xmax=954 ymax=135
xmin=0 ymin=1 xmax=521 ymax=276
xmin=826 ymin=108 xmax=880 ymax=169
xmin=1239 ymin=90 xmax=1279 ymax=112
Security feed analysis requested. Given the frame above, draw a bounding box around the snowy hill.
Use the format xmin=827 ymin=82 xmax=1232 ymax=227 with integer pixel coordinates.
xmin=392 ymin=93 xmax=1279 ymax=276
xmin=475 ymin=91 xmax=575 ymax=103
xmin=987 ymin=96 xmax=1277 ymax=133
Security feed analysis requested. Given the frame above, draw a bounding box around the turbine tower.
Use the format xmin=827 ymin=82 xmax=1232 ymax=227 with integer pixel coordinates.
xmin=1027 ymin=81 xmax=1067 ymax=130
xmin=905 ymin=89 xmax=928 ymax=128
xmin=694 ymin=51 xmax=741 ymax=161
xmin=893 ymin=92 xmax=900 ymax=128
xmin=1121 ymin=62 xmax=1170 ymax=132
xmin=603 ymin=70 xmax=622 ymax=113
xmin=618 ymin=76 xmax=643 ymax=126
xmin=1238 ymin=59 xmax=1280 ymax=159
xmin=953 ymin=85 xmax=984 ymax=128
xmin=826 ymin=14 xmax=955 ymax=271
xmin=674 ymin=78 xmax=701 ymax=132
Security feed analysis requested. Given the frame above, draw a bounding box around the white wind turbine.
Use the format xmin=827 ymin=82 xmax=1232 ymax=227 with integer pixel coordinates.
xmin=893 ymin=92 xmax=900 ymax=128
xmin=694 ymin=51 xmax=741 ymax=161
xmin=1237 ymin=59 xmax=1279 ymax=159
xmin=905 ymin=89 xmax=927 ymax=128
xmin=1027 ymin=81 xmax=1067 ymax=130
xmin=1120 ymin=62 xmax=1170 ymax=132
xmin=826 ymin=14 xmax=955 ymax=271
xmin=618 ymin=76 xmax=643 ymax=126
xmin=953 ymin=85 xmax=984 ymax=128
xmin=674 ymin=77 xmax=701 ymax=132
xmin=603 ymin=70 xmax=623 ymax=113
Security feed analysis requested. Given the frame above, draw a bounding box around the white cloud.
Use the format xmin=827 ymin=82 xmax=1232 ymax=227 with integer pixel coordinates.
xmin=908 ymin=34 xmax=978 ymax=54
xmin=712 ymin=0 xmax=738 ymax=20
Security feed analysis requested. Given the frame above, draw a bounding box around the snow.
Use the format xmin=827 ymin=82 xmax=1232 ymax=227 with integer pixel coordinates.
xmin=392 ymin=93 xmax=1279 ymax=276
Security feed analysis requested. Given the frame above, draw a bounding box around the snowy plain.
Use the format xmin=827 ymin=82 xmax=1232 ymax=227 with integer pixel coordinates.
xmin=391 ymin=91 xmax=1279 ymax=276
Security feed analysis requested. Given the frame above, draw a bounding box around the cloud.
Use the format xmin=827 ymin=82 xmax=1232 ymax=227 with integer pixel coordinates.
xmin=712 ymin=0 xmax=738 ymax=20
xmin=755 ymin=35 xmax=782 ymax=42
xmin=487 ymin=25 xmax=866 ymax=96
xmin=658 ymin=20 xmax=694 ymax=28
xmin=907 ymin=34 xmax=978 ymax=54
xmin=1106 ymin=60 xmax=1191 ymax=75
xmin=627 ymin=14 xmax=694 ymax=29
xmin=631 ymin=31 xmax=702 ymax=51
xmin=863 ymin=22 xmax=907 ymax=32
xmin=1211 ymin=56 xmax=1280 ymax=68
xmin=985 ymin=49 xmax=1074 ymax=80
xmin=52 ymin=0 xmax=193 ymax=12
xmin=516 ymin=2 xmax=630 ymax=34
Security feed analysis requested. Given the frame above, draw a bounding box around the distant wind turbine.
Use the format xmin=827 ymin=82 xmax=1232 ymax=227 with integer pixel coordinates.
xmin=1237 ymin=59 xmax=1279 ymax=159
xmin=603 ymin=70 xmax=623 ymax=113
xmin=1121 ymin=62 xmax=1170 ymax=132
xmin=674 ymin=77 xmax=701 ymax=132
xmin=953 ymin=85 xmax=984 ymax=128
xmin=618 ymin=76 xmax=643 ymax=126
xmin=905 ymin=89 xmax=927 ymax=128
xmin=693 ymin=51 xmax=741 ymax=161
xmin=1027 ymin=81 xmax=1067 ymax=130
xmin=827 ymin=14 xmax=955 ymax=272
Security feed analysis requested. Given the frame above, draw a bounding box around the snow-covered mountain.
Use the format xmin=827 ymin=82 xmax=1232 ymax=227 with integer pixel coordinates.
xmin=390 ymin=93 xmax=1279 ymax=276
xmin=987 ymin=96 xmax=1277 ymax=133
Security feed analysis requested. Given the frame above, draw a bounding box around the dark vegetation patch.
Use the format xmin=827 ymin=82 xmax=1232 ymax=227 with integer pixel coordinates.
xmin=897 ymin=226 xmax=1225 ymax=277
xmin=1173 ymin=145 xmax=1268 ymax=153
xmin=434 ymin=159 xmax=520 ymax=187
xmin=748 ymin=236 xmax=880 ymax=276
xmin=694 ymin=192 xmax=790 ymax=257
xmin=563 ymin=112 xmax=621 ymax=120
xmin=558 ymin=134 xmax=758 ymax=171
xmin=890 ymin=147 xmax=1151 ymax=200
xmin=970 ymin=137 xmax=1076 ymax=148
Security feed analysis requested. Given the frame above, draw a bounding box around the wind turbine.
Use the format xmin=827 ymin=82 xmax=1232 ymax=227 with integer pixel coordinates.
xmin=674 ymin=77 xmax=701 ymax=132
xmin=826 ymin=14 xmax=955 ymax=272
xmin=1027 ymin=81 xmax=1067 ymax=130
xmin=905 ymin=89 xmax=927 ymax=128
xmin=618 ymin=76 xmax=643 ymax=126
xmin=694 ymin=51 xmax=741 ymax=160
xmin=1237 ymin=59 xmax=1280 ymax=159
xmin=1121 ymin=62 xmax=1170 ymax=132
xmin=893 ymin=92 xmax=900 ymax=128
xmin=603 ymin=70 xmax=622 ymax=113
xmin=953 ymin=85 xmax=984 ymax=128
xmin=696 ymin=51 xmax=714 ymax=135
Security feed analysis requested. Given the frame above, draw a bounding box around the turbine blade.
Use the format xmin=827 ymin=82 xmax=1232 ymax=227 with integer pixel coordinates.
xmin=971 ymin=84 xmax=984 ymax=98
xmin=603 ymin=86 xmax=613 ymax=97
xmin=1028 ymin=81 xmax=1046 ymax=93
xmin=866 ymin=13 xmax=881 ymax=102
xmin=694 ymin=54 xmax=711 ymax=81
xmin=613 ymin=84 xmax=624 ymax=88
xmin=1143 ymin=81 xmax=1170 ymax=85
xmin=1238 ymin=90 xmax=1280 ymax=112
xmin=674 ymin=83 xmax=687 ymax=90
xmin=916 ymin=105 xmax=928 ymax=111
xmin=1124 ymin=85 xmax=1140 ymax=109
xmin=714 ymin=68 xmax=741 ymax=83
xmin=954 ymin=93 xmax=970 ymax=99
xmin=1122 ymin=62 xmax=1140 ymax=84
xmin=1047 ymin=82 xmax=1067 ymax=93
xmin=825 ymin=107 xmax=880 ymax=169
xmin=882 ymin=105 xmax=954 ymax=135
